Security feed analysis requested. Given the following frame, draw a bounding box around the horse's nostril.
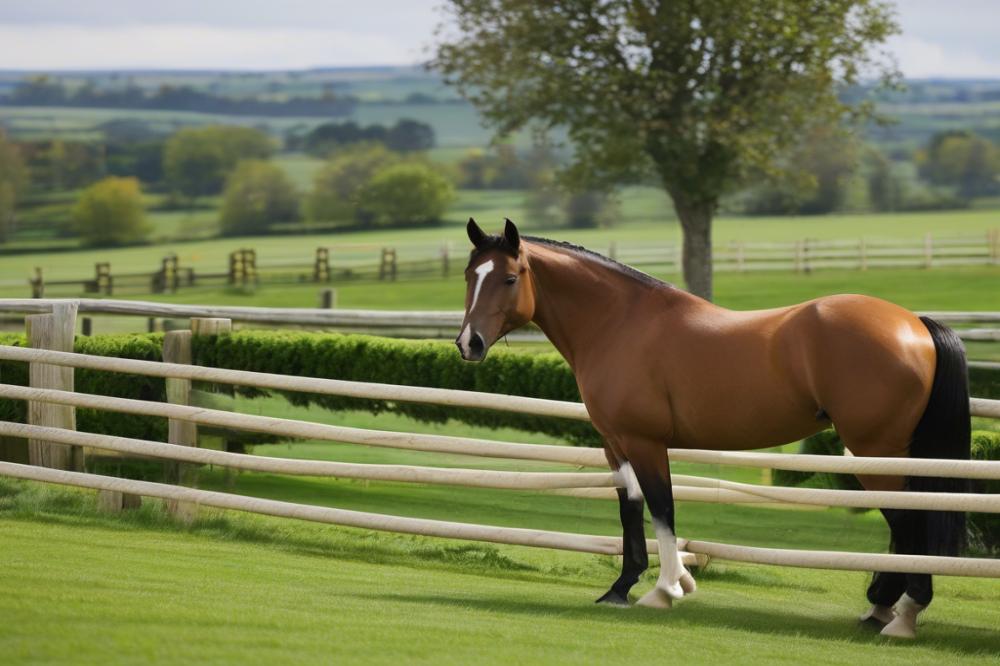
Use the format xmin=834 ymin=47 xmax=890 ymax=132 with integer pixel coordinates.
xmin=469 ymin=332 xmax=485 ymax=356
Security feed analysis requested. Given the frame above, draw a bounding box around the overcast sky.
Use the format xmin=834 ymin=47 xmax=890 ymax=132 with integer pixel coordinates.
xmin=0 ymin=1 xmax=998 ymax=78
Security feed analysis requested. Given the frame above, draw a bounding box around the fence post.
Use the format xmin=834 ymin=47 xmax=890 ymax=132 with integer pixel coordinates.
xmin=794 ymin=240 xmax=804 ymax=273
xmin=320 ymin=288 xmax=337 ymax=309
xmin=736 ymin=241 xmax=745 ymax=273
xmin=859 ymin=238 xmax=867 ymax=271
xmin=30 ymin=267 xmax=44 ymax=298
xmin=440 ymin=243 xmax=450 ymax=278
xmin=314 ymin=247 xmax=330 ymax=283
xmin=608 ymin=241 xmax=617 ymax=261
xmin=26 ymin=301 xmax=80 ymax=471
xmin=162 ymin=329 xmax=197 ymax=519
xmin=924 ymin=232 xmax=933 ymax=269
xmin=803 ymin=238 xmax=811 ymax=274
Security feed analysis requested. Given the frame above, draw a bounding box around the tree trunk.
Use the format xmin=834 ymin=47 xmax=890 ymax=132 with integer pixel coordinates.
xmin=674 ymin=199 xmax=714 ymax=301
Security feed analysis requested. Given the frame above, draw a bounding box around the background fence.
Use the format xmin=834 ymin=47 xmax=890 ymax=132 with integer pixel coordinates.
xmin=16 ymin=229 xmax=1000 ymax=299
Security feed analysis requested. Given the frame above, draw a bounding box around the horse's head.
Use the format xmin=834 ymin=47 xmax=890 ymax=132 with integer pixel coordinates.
xmin=456 ymin=217 xmax=535 ymax=362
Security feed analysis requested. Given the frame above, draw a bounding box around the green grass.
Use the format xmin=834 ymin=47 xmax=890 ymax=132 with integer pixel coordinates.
xmin=3 ymin=459 xmax=1000 ymax=664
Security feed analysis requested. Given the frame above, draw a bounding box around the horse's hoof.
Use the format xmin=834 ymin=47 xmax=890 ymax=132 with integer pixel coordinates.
xmin=636 ymin=586 xmax=674 ymax=609
xmin=880 ymin=615 xmax=917 ymax=639
xmin=595 ymin=589 xmax=630 ymax=607
xmin=880 ymin=594 xmax=924 ymax=640
xmin=859 ymin=604 xmax=894 ymax=627
xmin=679 ymin=571 xmax=697 ymax=595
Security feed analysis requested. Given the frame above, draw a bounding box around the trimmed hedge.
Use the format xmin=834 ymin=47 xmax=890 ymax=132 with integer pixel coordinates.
xmin=969 ymin=365 xmax=1000 ymax=400
xmin=0 ymin=333 xmax=166 ymax=441
xmin=771 ymin=430 xmax=863 ymax=491
xmin=192 ymin=330 xmax=600 ymax=446
xmin=969 ymin=430 xmax=1000 ymax=555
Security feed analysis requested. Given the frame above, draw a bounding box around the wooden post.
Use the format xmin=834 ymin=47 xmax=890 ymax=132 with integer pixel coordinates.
xmin=81 ymin=317 xmax=92 ymax=336
xmin=164 ymin=317 xmax=232 ymax=522
xmin=924 ymin=232 xmax=933 ymax=269
xmin=26 ymin=301 xmax=80 ymax=471
xmin=859 ymin=238 xmax=868 ymax=271
xmin=30 ymin=267 xmax=44 ymax=298
xmin=314 ymin=247 xmax=330 ymax=283
xmin=608 ymin=242 xmax=617 ymax=261
xmin=803 ymin=238 xmax=811 ymax=274
xmin=794 ymin=241 xmax=804 ymax=273
xmin=736 ymin=241 xmax=746 ymax=273
xmin=440 ymin=243 xmax=450 ymax=278
xmin=320 ymin=289 xmax=337 ymax=309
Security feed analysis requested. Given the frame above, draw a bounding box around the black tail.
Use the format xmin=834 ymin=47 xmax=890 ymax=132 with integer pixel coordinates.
xmin=909 ymin=316 xmax=971 ymax=556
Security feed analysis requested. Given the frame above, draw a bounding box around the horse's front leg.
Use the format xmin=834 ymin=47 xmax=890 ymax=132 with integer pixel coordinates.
xmin=627 ymin=444 xmax=696 ymax=609
xmin=595 ymin=463 xmax=648 ymax=606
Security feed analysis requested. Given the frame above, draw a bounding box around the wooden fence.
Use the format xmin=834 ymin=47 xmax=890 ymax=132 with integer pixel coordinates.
xmin=1 ymin=300 xmax=1000 ymax=580
xmin=20 ymin=229 xmax=1000 ymax=299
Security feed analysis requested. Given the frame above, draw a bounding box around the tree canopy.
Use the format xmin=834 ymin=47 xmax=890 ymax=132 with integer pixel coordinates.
xmin=219 ymin=160 xmax=300 ymax=236
xmin=163 ymin=125 xmax=274 ymax=199
xmin=434 ymin=0 xmax=898 ymax=299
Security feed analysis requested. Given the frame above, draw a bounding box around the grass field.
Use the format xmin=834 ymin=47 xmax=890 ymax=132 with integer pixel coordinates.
xmin=4 ymin=431 xmax=1000 ymax=664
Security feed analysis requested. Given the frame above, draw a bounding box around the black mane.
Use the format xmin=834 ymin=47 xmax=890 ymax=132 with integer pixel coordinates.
xmin=466 ymin=233 xmax=671 ymax=289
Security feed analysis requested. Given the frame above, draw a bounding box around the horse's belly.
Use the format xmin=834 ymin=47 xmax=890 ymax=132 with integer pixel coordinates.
xmin=670 ymin=394 xmax=823 ymax=451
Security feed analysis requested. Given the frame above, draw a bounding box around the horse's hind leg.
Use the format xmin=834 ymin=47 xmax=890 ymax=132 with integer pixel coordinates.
xmin=595 ymin=479 xmax=648 ymax=606
xmin=861 ymin=509 xmax=910 ymax=627
xmin=879 ymin=510 xmax=932 ymax=639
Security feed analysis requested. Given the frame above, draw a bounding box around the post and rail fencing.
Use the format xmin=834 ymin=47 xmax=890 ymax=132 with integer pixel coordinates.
xmin=0 ymin=299 xmax=999 ymax=580
xmin=13 ymin=229 xmax=1000 ymax=299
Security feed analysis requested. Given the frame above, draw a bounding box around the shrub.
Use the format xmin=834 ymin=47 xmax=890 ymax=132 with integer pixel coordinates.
xmin=357 ymin=163 xmax=455 ymax=227
xmin=968 ymin=430 xmax=1000 ymax=555
xmin=72 ymin=176 xmax=150 ymax=246
xmin=305 ymin=144 xmax=399 ymax=225
xmin=771 ymin=429 xmax=862 ymax=491
xmin=219 ymin=160 xmax=299 ymax=236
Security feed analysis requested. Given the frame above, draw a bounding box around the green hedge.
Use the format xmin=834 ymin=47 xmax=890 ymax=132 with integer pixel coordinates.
xmin=969 ymin=365 xmax=1000 ymax=400
xmin=969 ymin=430 xmax=1000 ymax=555
xmin=192 ymin=330 xmax=600 ymax=446
xmin=771 ymin=430 xmax=863 ymax=491
xmin=0 ymin=332 xmax=167 ymax=441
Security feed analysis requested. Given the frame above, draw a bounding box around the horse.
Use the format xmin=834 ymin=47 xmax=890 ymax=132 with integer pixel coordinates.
xmin=455 ymin=218 xmax=970 ymax=640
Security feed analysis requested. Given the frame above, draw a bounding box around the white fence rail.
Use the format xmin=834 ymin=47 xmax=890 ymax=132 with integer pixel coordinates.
xmin=1 ymin=299 xmax=999 ymax=580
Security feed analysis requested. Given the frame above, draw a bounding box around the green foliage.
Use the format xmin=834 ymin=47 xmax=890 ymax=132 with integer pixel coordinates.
xmin=0 ymin=130 xmax=27 ymax=243
xmin=72 ymin=176 xmax=151 ymax=247
xmin=305 ymin=144 xmax=400 ymax=225
xmin=357 ymin=163 xmax=455 ymax=227
xmin=434 ymin=0 xmax=899 ymax=299
xmin=917 ymin=131 xmax=1000 ymax=199
xmin=744 ymin=125 xmax=860 ymax=215
xmin=192 ymin=330 xmax=600 ymax=446
xmin=771 ymin=430 xmax=862 ymax=491
xmin=163 ymin=125 xmax=274 ymax=199
xmin=219 ymin=160 xmax=300 ymax=236
xmin=969 ymin=366 xmax=1000 ymax=400
xmin=564 ymin=190 xmax=619 ymax=229
xmin=0 ymin=333 xmax=165 ymax=442
xmin=969 ymin=430 xmax=1000 ymax=555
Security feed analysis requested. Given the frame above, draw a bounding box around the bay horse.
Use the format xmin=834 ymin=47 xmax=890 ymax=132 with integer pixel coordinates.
xmin=456 ymin=218 xmax=969 ymax=640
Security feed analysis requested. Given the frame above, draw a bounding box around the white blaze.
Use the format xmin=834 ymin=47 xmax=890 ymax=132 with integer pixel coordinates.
xmin=469 ymin=259 xmax=495 ymax=313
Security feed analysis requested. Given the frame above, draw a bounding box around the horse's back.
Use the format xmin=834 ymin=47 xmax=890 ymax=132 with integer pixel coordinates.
xmin=658 ymin=293 xmax=935 ymax=453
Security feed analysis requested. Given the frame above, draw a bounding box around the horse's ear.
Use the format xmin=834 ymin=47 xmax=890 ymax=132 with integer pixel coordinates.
xmin=467 ymin=218 xmax=487 ymax=249
xmin=503 ymin=218 xmax=520 ymax=252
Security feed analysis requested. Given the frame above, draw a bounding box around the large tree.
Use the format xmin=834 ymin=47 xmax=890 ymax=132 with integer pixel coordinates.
xmin=433 ymin=1 xmax=898 ymax=299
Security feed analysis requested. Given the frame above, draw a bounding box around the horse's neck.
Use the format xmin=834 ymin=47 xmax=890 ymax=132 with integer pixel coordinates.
xmin=526 ymin=243 xmax=683 ymax=368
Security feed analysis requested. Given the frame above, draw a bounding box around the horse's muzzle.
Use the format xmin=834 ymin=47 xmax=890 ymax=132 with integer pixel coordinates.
xmin=456 ymin=328 xmax=487 ymax=362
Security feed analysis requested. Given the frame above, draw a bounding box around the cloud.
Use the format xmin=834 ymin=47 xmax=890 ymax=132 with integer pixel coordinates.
xmin=889 ymin=35 xmax=1000 ymax=79
xmin=0 ymin=24 xmax=426 ymax=70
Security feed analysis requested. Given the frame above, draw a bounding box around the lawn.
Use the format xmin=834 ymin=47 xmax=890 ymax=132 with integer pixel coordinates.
xmin=3 ymin=454 xmax=1000 ymax=664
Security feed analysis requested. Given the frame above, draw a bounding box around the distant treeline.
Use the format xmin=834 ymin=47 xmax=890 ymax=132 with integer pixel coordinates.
xmin=0 ymin=76 xmax=357 ymax=117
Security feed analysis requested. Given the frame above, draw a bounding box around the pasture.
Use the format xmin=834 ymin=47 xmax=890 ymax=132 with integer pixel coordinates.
xmin=4 ymin=442 xmax=1000 ymax=664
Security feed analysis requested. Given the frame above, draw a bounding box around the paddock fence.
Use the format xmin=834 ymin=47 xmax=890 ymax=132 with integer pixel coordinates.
xmin=12 ymin=228 xmax=1000 ymax=299
xmin=1 ymin=300 xmax=1000 ymax=578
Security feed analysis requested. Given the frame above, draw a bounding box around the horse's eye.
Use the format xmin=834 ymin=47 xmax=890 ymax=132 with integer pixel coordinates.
xmin=505 ymin=275 xmax=517 ymax=285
